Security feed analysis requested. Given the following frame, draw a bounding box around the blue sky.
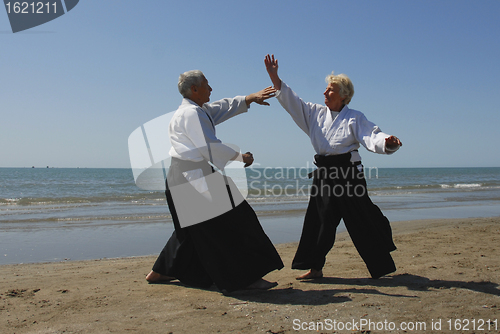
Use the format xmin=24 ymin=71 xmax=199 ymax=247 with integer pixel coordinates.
xmin=1 ymin=0 xmax=499 ymax=168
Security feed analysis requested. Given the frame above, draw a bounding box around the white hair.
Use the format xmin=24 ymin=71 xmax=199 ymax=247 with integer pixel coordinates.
xmin=325 ymin=71 xmax=354 ymax=105
xmin=178 ymin=70 xmax=205 ymax=98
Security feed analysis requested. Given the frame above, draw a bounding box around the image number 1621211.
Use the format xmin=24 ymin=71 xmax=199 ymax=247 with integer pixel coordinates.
xmin=5 ymin=2 xmax=58 ymax=14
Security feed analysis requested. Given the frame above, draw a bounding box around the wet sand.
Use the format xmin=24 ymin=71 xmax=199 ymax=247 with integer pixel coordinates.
xmin=1 ymin=216 xmax=499 ymax=333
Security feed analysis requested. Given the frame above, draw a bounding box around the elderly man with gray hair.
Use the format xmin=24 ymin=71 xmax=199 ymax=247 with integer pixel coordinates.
xmin=146 ymin=70 xmax=283 ymax=292
xmin=264 ymin=54 xmax=402 ymax=280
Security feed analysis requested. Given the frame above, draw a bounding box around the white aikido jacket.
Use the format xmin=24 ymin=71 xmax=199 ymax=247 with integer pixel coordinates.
xmin=168 ymin=97 xmax=248 ymax=194
xmin=275 ymin=82 xmax=399 ymax=162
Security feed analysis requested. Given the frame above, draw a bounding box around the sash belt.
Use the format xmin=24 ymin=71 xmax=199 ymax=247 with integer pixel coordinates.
xmin=308 ymin=151 xmax=361 ymax=179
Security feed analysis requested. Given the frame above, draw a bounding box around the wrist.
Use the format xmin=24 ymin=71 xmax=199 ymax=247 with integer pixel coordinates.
xmin=271 ymin=77 xmax=282 ymax=90
xmin=245 ymin=94 xmax=254 ymax=106
xmin=233 ymin=152 xmax=244 ymax=162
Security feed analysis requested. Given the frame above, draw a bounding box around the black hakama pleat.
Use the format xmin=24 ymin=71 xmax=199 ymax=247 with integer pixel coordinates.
xmin=152 ymin=159 xmax=283 ymax=292
xmin=291 ymin=154 xmax=396 ymax=279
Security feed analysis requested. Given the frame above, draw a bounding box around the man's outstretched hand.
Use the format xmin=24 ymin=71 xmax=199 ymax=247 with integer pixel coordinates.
xmin=246 ymin=86 xmax=277 ymax=106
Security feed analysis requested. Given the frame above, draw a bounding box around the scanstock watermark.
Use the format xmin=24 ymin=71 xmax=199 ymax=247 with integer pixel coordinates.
xmin=247 ymin=164 xmax=379 ymax=198
xmin=3 ymin=0 xmax=79 ymax=33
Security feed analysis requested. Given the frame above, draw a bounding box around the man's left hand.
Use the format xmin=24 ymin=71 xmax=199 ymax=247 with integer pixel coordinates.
xmin=242 ymin=152 xmax=254 ymax=167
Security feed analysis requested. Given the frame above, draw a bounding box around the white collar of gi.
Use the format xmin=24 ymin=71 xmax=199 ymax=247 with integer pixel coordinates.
xmin=181 ymin=98 xmax=202 ymax=108
xmin=181 ymin=98 xmax=215 ymax=128
xmin=329 ymin=104 xmax=348 ymax=115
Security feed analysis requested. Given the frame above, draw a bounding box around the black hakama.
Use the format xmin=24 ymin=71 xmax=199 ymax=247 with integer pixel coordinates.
xmin=152 ymin=158 xmax=283 ymax=292
xmin=291 ymin=153 xmax=396 ymax=279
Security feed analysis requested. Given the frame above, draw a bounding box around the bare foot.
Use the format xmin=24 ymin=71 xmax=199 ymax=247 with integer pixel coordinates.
xmin=145 ymin=271 xmax=175 ymax=283
xmin=246 ymin=278 xmax=278 ymax=290
xmin=296 ymin=269 xmax=323 ymax=280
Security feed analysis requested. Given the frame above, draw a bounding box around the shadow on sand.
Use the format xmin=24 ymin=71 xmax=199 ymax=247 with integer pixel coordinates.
xmin=149 ymin=273 xmax=499 ymax=306
xmin=226 ymin=273 xmax=500 ymax=306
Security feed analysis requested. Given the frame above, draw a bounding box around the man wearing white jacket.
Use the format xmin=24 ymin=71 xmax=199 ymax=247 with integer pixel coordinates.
xmin=146 ymin=70 xmax=283 ymax=292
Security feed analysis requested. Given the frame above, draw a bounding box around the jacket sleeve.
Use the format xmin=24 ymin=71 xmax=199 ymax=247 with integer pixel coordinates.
xmin=204 ymin=96 xmax=248 ymax=125
xmin=352 ymin=112 xmax=399 ymax=155
xmin=275 ymin=82 xmax=322 ymax=135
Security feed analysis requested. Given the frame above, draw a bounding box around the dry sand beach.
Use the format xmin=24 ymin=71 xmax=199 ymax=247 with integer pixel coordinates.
xmin=1 ymin=216 xmax=499 ymax=334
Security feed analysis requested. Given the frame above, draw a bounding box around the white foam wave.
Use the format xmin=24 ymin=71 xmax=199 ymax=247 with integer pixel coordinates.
xmin=454 ymin=183 xmax=482 ymax=188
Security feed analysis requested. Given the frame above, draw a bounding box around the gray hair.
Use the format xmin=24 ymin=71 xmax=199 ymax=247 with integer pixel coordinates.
xmin=178 ymin=70 xmax=205 ymax=98
xmin=325 ymin=71 xmax=354 ymax=105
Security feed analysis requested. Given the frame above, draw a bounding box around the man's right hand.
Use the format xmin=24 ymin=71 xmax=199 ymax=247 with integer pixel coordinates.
xmin=246 ymin=87 xmax=277 ymax=106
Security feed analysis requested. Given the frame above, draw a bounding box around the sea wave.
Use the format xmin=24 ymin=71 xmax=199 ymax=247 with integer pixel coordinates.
xmin=371 ymin=182 xmax=497 ymax=192
xmin=453 ymin=183 xmax=482 ymax=188
xmin=0 ymin=193 xmax=166 ymax=206
xmin=1 ymin=213 xmax=172 ymax=225
xmin=2 ymin=182 xmax=498 ymax=206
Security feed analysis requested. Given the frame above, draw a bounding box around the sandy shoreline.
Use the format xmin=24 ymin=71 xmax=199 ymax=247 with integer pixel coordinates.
xmin=1 ymin=217 xmax=499 ymax=333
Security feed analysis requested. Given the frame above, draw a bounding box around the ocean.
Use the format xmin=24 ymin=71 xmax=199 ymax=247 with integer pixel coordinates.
xmin=1 ymin=167 xmax=499 ymax=265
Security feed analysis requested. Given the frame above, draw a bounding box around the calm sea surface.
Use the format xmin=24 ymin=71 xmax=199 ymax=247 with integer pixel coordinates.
xmin=1 ymin=167 xmax=499 ymax=264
